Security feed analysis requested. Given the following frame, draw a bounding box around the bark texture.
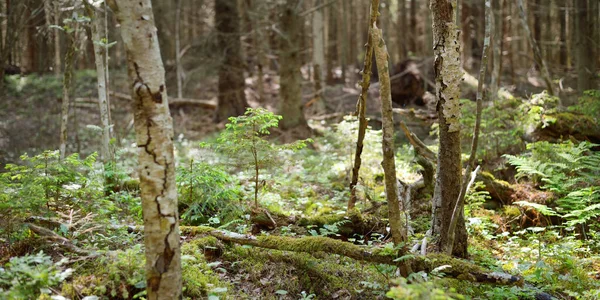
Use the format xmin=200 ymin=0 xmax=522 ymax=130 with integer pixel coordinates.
xmin=59 ymin=31 xmax=77 ymax=160
xmin=107 ymin=0 xmax=182 ymax=298
xmin=215 ymin=0 xmax=249 ymax=122
xmin=373 ymin=24 xmax=406 ymax=245
xmin=84 ymin=1 xmax=112 ymax=163
xmin=445 ymin=0 xmax=492 ymax=255
xmin=279 ymin=0 xmax=311 ymax=137
xmin=348 ymin=0 xmax=379 ymax=211
xmin=575 ymin=0 xmax=593 ymax=93
xmin=430 ymin=0 xmax=467 ymax=258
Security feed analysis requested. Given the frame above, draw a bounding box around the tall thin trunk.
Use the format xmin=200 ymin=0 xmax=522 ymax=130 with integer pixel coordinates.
xmin=588 ymin=0 xmax=598 ymax=84
xmin=409 ymin=0 xmax=417 ymax=54
xmin=312 ymin=0 xmax=326 ymax=97
xmin=53 ymin=0 xmax=61 ymax=76
xmin=559 ymin=1 xmax=567 ymax=69
xmin=373 ymin=23 xmax=405 ymax=246
xmin=84 ymin=2 xmax=112 ymax=164
xmin=59 ymin=31 xmax=77 ymax=160
xmin=397 ymin=0 xmax=407 ymax=61
xmin=517 ymin=0 xmax=554 ymax=96
xmin=490 ymin=0 xmax=502 ymax=102
xmin=460 ymin=0 xmax=471 ymax=70
xmin=348 ymin=0 xmax=380 ymax=211
xmin=107 ymin=0 xmax=182 ymax=298
xmin=430 ymin=0 xmax=467 ymax=258
xmin=175 ymin=0 xmax=183 ymax=98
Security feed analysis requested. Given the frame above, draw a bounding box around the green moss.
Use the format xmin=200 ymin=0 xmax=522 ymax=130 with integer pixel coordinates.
xmin=180 ymin=225 xmax=216 ymax=236
xmin=181 ymin=241 xmax=230 ymax=299
xmin=223 ymin=245 xmax=387 ymax=298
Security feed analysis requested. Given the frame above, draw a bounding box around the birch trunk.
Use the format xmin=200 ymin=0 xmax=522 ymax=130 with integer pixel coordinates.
xmin=430 ymin=0 xmax=467 ymax=258
xmin=107 ymin=1 xmax=182 ymax=298
xmin=84 ymin=1 xmax=112 ymax=163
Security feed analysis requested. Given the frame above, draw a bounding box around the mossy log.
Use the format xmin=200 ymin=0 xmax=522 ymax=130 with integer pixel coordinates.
xmin=530 ymin=112 xmax=600 ymax=143
xmin=297 ymin=209 xmax=388 ymax=237
xmin=181 ymin=226 xmax=522 ymax=285
xmin=477 ymin=172 xmax=516 ymax=207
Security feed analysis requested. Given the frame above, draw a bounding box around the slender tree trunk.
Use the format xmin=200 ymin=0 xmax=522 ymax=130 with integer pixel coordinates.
xmin=214 ymin=0 xmax=249 ymax=122
xmin=575 ymin=0 xmax=592 ymax=93
xmin=587 ymin=0 xmax=598 ymax=85
xmin=430 ymin=0 xmax=467 ymax=258
xmin=373 ymin=23 xmax=405 ymax=245
xmin=59 ymin=32 xmax=77 ymax=160
xmin=84 ymin=2 xmax=112 ymax=164
xmin=559 ymin=1 xmax=567 ymax=70
xmin=279 ymin=0 xmax=311 ymax=137
xmin=53 ymin=0 xmax=61 ymax=76
xmin=490 ymin=0 xmax=501 ymax=102
xmin=397 ymin=0 xmax=407 ymax=61
xmin=107 ymin=1 xmax=182 ymax=298
xmin=445 ymin=0 xmax=492 ymax=255
xmin=517 ymin=0 xmax=554 ymax=96
xmin=175 ymin=0 xmax=183 ymax=99
xmin=409 ymin=0 xmax=417 ymax=54
xmin=312 ymin=0 xmax=326 ymax=98
xmin=348 ymin=0 xmax=380 ymax=211
xmin=460 ymin=0 xmax=472 ymax=70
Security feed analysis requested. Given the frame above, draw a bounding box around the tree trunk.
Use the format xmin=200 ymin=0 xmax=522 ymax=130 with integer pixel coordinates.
xmin=107 ymin=1 xmax=182 ymax=298
xmin=409 ymin=0 xmax=417 ymax=54
xmin=84 ymin=2 xmax=112 ymax=164
xmin=348 ymin=0 xmax=380 ymax=211
xmin=53 ymin=0 xmax=61 ymax=76
xmin=312 ymin=0 xmax=326 ymax=98
xmin=587 ymin=0 xmax=598 ymax=88
xmin=517 ymin=0 xmax=554 ymax=96
xmin=430 ymin=0 xmax=467 ymax=258
xmin=445 ymin=0 xmax=491 ymax=256
xmin=214 ymin=0 xmax=248 ymax=122
xmin=175 ymin=0 xmax=183 ymax=99
xmin=559 ymin=1 xmax=567 ymax=70
xmin=373 ymin=23 xmax=406 ymax=245
xmin=279 ymin=0 xmax=311 ymax=137
xmin=460 ymin=0 xmax=471 ymax=70
xmin=490 ymin=0 xmax=502 ymax=102
xmin=59 ymin=32 xmax=77 ymax=160
xmin=397 ymin=0 xmax=407 ymax=61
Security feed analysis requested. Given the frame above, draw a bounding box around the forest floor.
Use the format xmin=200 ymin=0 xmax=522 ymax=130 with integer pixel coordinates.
xmin=1 ymin=67 xmax=599 ymax=299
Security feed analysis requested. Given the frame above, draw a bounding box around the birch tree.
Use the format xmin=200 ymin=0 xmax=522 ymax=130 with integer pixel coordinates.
xmin=107 ymin=0 xmax=182 ymax=298
xmin=83 ymin=0 xmax=112 ymax=163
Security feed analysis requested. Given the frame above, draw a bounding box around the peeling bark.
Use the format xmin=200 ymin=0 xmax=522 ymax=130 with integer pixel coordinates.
xmin=107 ymin=0 xmax=182 ymax=298
xmin=430 ymin=0 xmax=467 ymax=258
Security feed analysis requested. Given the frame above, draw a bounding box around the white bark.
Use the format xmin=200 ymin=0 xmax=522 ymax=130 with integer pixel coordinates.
xmin=107 ymin=0 xmax=182 ymax=298
xmin=85 ymin=1 xmax=112 ymax=162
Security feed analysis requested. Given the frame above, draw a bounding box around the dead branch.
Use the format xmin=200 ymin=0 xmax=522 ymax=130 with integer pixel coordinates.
xmin=26 ymin=223 xmax=94 ymax=256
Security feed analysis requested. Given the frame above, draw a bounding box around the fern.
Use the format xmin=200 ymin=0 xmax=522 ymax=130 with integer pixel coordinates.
xmin=505 ymin=141 xmax=600 ymax=228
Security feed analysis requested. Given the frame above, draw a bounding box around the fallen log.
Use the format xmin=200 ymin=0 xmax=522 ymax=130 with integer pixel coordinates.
xmin=181 ymin=225 xmax=522 ymax=285
xmin=26 ymin=223 xmax=95 ymax=256
xmin=108 ymin=91 xmax=217 ymax=109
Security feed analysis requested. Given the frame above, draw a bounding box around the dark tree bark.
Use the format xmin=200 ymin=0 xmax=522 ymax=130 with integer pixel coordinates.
xmin=214 ymin=0 xmax=249 ymax=122
xmin=575 ymin=0 xmax=593 ymax=93
xmin=559 ymin=1 xmax=567 ymax=69
xmin=278 ymin=0 xmax=311 ymax=138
